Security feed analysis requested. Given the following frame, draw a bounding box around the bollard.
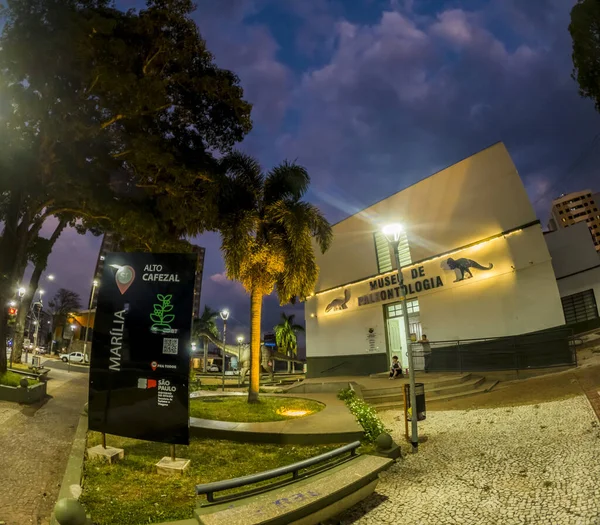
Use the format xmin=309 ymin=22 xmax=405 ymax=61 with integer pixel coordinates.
xmin=19 ymin=378 xmax=29 ymax=389
xmin=54 ymin=498 xmax=88 ymax=525
xmin=374 ymin=432 xmax=402 ymax=460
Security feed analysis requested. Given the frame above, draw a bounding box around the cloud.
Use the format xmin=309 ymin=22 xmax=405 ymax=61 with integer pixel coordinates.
xmin=192 ymin=2 xmax=292 ymax=128
xmin=278 ymin=2 xmax=600 ymax=224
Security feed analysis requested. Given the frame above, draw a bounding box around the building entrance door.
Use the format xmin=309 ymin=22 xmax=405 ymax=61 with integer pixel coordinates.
xmin=385 ymin=299 xmax=422 ymax=371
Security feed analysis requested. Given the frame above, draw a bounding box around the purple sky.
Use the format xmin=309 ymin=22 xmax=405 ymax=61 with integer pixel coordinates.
xmin=34 ymin=0 xmax=600 ymax=346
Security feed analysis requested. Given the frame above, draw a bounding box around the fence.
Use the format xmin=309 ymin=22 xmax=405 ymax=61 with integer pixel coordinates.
xmin=412 ymin=327 xmax=577 ymax=373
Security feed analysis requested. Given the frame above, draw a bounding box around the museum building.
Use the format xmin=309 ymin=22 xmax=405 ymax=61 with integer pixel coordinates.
xmin=304 ymin=143 xmax=567 ymax=377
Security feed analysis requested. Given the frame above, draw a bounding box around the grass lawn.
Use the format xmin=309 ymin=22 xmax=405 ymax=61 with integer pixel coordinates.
xmin=81 ymin=432 xmax=341 ymax=525
xmin=0 ymin=370 xmax=37 ymax=387
xmin=189 ymin=396 xmax=324 ymax=422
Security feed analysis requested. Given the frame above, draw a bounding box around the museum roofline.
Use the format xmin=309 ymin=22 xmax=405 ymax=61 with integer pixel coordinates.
xmin=330 ymin=141 xmax=505 ymax=228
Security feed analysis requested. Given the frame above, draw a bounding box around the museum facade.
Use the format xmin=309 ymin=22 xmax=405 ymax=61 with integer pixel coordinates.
xmin=304 ymin=143 xmax=566 ymax=377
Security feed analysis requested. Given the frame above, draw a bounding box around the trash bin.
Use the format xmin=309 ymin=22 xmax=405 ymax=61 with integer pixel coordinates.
xmin=406 ymin=382 xmax=426 ymax=421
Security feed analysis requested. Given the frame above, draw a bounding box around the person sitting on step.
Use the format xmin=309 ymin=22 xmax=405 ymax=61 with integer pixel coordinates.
xmin=389 ymin=356 xmax=402 ymax=380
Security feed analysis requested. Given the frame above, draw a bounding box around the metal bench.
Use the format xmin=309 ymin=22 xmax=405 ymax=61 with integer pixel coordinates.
xmin=194 ymin=441 xmax=393 ymax=525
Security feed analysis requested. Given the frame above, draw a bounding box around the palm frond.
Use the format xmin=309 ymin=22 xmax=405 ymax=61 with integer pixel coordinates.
xmin=264 ymin=162 xmax=309 ymax=204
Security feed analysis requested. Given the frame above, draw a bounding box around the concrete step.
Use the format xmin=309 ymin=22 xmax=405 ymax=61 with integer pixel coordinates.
xmin=373 ymin=380 xmax=499 ymax=411
xmin=362 ymin=375 xmax=482 ymax=401
xmin=361 ymin=374 xmax=473 ymax=397
xmin=364 ymin=376 xmax=484 ymax=406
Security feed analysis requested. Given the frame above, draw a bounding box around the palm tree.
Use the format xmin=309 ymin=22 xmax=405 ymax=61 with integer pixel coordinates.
xmin=193 ymin=306 xmax=220 ymax=372
xmin=215 ymin=152 xmax=332 ymax=402
xmin=274 ymin=313 xmax=305 ymax=373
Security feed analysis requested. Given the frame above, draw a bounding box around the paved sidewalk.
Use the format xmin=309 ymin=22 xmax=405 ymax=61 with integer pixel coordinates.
xmin=0 ymin=367 xmax=88 ymax=525
xmin=337 ymin=396 xmax=600 ymax=525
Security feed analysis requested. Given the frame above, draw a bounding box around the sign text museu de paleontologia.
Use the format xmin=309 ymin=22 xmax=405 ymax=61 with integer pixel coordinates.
xmin=358 ymin=266 xmax=444 ymax=306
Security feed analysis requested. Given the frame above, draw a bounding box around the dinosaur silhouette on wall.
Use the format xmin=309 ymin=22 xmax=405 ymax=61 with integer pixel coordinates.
xmin=325 ymin=289 xmax=351 ymax=312
xmin=441 ymin=257 xmax=493 ymax=282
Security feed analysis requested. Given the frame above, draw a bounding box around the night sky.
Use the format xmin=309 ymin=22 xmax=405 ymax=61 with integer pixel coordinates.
xmin=33 ymin=0 xmax=600 ymax=348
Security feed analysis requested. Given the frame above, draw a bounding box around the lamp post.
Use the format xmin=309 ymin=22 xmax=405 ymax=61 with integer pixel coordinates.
xmin=382 ymin=223 xmax=419 ymax=452
xmin=83 ymin=280 xmax=98 ymax=362
xmin=220 ymin=309 xmax=229 ymax=392
xmin=237 ymin=335 xmax=244 ymax=385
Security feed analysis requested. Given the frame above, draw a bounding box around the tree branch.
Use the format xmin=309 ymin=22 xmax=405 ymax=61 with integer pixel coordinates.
xmin=143 ymin=48 xmax=163 ymax=75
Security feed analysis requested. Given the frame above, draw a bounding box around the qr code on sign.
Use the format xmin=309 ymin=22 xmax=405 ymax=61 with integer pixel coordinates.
xmin=162 ymin=338 xmax=179 ymax=355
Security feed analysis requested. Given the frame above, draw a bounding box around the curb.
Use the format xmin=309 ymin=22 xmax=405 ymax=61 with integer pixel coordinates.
xmin=50 ymin=412 xmax=89 ymax=525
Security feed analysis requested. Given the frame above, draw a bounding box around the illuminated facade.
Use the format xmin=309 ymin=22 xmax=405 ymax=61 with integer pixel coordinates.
xmin=305 ymin=143 xmax=566 ymax=377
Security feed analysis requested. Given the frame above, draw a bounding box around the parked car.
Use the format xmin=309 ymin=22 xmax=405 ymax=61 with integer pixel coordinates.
xmin=61 ymin=352 xmax=87 ymax=364
xmin=206 ymin=364 xmax=220 ymax=372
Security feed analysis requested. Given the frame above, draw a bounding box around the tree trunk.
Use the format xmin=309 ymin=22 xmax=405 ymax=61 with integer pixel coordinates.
xmin=287 ymin=349 xmax=292 ymax=374
xmin=248 ymin=287 xmax=262 ymax=403
xmin=12 ymin=219 xmax=67 ymax=364
xmin=203 ymin=336 xmax=208 ymax=372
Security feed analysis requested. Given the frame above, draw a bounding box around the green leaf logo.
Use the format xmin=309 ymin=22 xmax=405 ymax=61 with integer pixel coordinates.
xmin=150 ymin=294 xmax=176 ymax=333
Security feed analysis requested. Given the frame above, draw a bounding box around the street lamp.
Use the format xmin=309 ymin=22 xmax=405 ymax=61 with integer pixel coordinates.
xmin=220 ymin=309 xmax=229 ymax=392
xmin=47 ymin=274 xmax=55 ymax=281
xmin=83 ymin=279 xmax=99 ymax=361
xmin=382 ymin=222 xmax=419 ymax=452
xmin=17 ymin=287 xmax=26 ymax=298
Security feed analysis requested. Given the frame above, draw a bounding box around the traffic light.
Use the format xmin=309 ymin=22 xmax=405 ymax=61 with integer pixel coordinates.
xmin=7 ymin=306 xmax=17 ymax=317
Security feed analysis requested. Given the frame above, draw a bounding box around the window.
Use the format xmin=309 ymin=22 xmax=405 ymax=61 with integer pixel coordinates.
xmin=373 ymin=231 xmax=411 ymax=273
xmin=373 ymin=232 xmax=392 ymax=273
xmin=387 ymin=299 xmax=420 ymax=318
xmin=561 ymin=290 xmax=599 ymax=325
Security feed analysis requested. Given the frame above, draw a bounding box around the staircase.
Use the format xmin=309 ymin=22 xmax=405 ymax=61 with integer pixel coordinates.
xmin=361 ymin=373 xmax=498 ymax=411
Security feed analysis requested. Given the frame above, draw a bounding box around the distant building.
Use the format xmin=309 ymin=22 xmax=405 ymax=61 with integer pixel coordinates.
xmin=545 ymin=221 xmax=600 ymax=331
xmin=90 ymin=232 xmax=121 ymax=309
xmin=547 ymin=190 xmax=600 ymax=252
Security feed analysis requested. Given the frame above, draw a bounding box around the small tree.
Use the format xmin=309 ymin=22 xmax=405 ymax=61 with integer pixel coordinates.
xmin=193 ymin=306 xmax=220 ymax=371
xmin=215 ymin=152 xmax=332 ymax=403
xmin=48 ymin=288 xmax=82 ymax=348
xmin=570 ymin=0 xmax=600 ymax=112
xmin=274 ymin=313 xmax=304 ymax=374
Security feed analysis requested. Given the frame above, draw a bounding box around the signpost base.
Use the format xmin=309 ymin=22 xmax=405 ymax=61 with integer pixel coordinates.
xmin=87 ymin=445 xmax=124 ymax=464
xmin=156 ymin=456 xmax=190 ymax=476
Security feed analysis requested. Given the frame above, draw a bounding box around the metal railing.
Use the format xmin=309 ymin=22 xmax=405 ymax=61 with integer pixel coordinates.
xmin=411 ymin=327 xmax=577 ymax=373
xmin=195 ymin=441 xmax=361 ymax=504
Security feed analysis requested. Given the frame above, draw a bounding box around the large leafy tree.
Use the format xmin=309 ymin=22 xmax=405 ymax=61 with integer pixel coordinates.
xmin=274 ymin=313 xmax=305 ymax=374
xmin=570 ymin=0 xmax=600 ymax=112
xmin=48 ymin=288 xmax=82 ymax=344
xmin=0 ymin=0 xmax=252 ymax=373
xmin=215 ymin=152 xmax=332 ymax=402
xmin=193 ymin=306 xmax=220 ymax=372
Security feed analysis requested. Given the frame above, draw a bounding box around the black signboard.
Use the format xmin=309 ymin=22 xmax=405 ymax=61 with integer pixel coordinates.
xmin=89 ymin=252 xmax=197 ymax=445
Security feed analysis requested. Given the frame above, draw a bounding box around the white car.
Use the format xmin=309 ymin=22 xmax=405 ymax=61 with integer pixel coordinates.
xmin=207 ymin=364 xmax=220 ymax=372
xmin=61 ymin=352 xmax=87 ymax=364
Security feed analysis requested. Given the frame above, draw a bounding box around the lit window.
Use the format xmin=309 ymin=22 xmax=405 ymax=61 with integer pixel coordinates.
xmin=562 ymin=218 xmax=566 ymax=222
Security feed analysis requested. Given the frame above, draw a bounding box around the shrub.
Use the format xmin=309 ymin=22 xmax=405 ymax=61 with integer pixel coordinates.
xmin=338 ymin=388 xmax=389 ymax=443
xmin=0 ymin=371 xmax=37 ymax=387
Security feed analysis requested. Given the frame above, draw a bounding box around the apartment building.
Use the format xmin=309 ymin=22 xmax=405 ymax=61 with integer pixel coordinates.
xmin=548 ymin=190 xmax=600 ymax=251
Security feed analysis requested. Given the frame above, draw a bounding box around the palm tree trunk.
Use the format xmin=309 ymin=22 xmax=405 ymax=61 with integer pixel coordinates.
xmin=287 ymin=350 xmax=292 ymax=374
xmin=203 ymin=336 xmax=208 ymax=372
xmin=248 ymin=287 xmax=262 ymax=403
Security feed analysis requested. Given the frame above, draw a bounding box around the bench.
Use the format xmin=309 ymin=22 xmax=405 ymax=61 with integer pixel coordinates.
xmin=194 ymin=441 xmax=393 ymax=525
xmin=8 ymin=367 xmax=50 ymax=382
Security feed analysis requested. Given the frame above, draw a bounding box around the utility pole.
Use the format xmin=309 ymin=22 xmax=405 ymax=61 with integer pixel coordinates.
xmin=383 ymin=223 xmax=419 ymax=452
